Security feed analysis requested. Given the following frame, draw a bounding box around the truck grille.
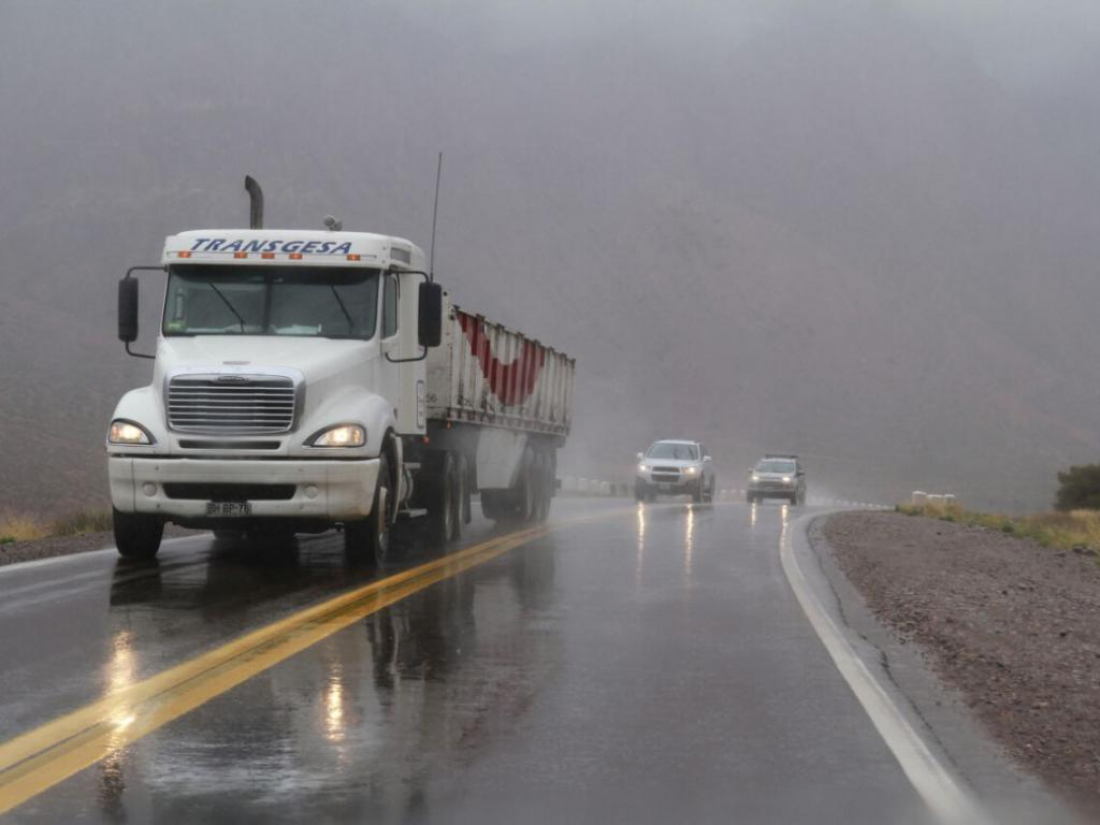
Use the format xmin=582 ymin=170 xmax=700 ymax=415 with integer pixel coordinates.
xmin=167 ymin=375 xmax=297 ymax=434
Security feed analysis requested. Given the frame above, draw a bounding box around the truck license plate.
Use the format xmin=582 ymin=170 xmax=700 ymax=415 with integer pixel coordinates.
xmin=206 ymin=502 xmax=252 ymax=517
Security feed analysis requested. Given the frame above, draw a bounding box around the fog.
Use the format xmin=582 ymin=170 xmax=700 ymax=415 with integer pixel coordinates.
xmin=3 ymin=0 xmax=1100 ymax=513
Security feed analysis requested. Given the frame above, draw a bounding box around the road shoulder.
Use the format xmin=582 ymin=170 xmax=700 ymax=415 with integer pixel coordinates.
xmin=800 ymin=511 xmax=1081 ymax=825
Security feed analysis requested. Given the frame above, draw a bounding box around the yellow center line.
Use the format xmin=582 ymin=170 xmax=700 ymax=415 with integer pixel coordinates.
xmin=0 ymin=507 xmax=626 ymax=815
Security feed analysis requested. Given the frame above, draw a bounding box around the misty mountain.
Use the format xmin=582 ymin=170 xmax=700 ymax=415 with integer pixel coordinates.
xmin=3 ymin=0 xmax=1100 ymax=514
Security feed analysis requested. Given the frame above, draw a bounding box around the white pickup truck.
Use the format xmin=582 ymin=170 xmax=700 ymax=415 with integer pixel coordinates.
xmin=107 ymin=179 xmax=574 ymax=563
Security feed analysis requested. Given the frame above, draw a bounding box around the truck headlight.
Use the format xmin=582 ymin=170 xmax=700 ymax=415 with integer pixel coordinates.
xmin=309 ymin=424 xmax=366 ymax=448
xmin=683 ymin=466 xmax=698 ymax=475
xmin=782 ymin=476 xmax=792 ymax=484
xmin=108 ymin=420 xmax=155 ymax=445
xmin=751 ymin=473 xmax=760 ymax=482
xmin=638 ymin=463 xmax=649 ymax=473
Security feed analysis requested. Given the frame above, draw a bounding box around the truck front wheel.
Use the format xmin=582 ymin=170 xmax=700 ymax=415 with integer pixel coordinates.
xmin=113 ymin=508 xmax=164 ymax=560
xmin=345 ymin=454 xmax=392 ymax=567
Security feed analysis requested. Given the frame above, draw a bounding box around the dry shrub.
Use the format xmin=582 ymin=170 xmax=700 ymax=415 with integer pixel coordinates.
xmin=49 ymin=509 xmax=113 ymax=537
xmin=0 ymin=514 xmax=48 ymax=543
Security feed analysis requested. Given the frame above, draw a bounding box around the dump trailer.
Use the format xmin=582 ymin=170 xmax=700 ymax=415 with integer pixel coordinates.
xmin=107 ymin=180 xmax=574 ymax=563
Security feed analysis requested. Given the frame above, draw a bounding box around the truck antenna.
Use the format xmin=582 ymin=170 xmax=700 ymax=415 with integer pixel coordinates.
xmin=429 ymin=152 xmax=443 ymax=282
xmin=244 ymin=175 xmax=264 ymax=229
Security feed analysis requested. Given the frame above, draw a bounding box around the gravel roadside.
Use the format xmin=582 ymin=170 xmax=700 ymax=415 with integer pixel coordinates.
xmin=0 ymin=525 xmax=201 ymax=568
xmin=819 ymin=511 xmax=1100 ymax=815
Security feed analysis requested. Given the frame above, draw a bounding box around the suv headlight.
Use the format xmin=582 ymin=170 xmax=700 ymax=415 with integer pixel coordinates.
xmin=683 ymin=466 xmax=698 ymax=475
xmin=108 ymin=419 xmax=155 ymax=445
xmin=751 ymin=473 xmax=760 ymax=482
xmin=308 ymin=424 xmax=366 ymax=448
xmin=782 ymin=476 xmax=792 ymax=484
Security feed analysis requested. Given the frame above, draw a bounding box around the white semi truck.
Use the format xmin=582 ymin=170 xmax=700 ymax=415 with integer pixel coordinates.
xmin=107 ymin=179 xmax=574 ymax=563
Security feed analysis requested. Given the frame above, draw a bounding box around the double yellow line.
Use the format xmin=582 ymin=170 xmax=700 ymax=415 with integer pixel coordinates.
xmin=0 ymin=515 xmax=594 ymax=815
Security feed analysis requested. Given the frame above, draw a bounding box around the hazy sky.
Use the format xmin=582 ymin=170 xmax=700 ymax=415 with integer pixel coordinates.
xmin=3 ymin=0 xmax=1100 ymax=512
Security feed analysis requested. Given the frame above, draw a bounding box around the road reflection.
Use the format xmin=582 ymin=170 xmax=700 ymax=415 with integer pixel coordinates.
xmin=635 ymin=503 xmax=647 ymax=588
xmin=96 ymin=533 xmax=560 ymax=822
xmin=99 ymin=630 xmax=136 ymax=820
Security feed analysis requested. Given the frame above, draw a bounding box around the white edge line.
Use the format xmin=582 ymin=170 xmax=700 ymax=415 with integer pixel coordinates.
xmin=0 ymin=534 xmax=209 ymax=578
xmin=780 ymin=514 xmax=988 ymax=825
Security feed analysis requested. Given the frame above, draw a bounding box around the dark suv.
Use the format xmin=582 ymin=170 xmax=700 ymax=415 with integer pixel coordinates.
xmin=746 ymin=455 xmax=806 ymax=505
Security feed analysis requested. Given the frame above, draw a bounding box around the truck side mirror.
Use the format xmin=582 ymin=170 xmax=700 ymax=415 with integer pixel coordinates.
xmin=418 ymin=281 xmax=443 ymax=348
xmin=118 ymin=277 xmax=139 ymax=343
xmin=636 ymin=452 xmax=644 ymax=461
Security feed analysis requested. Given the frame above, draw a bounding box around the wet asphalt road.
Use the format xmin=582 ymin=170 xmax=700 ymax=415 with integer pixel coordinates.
xmin=0 ymin=499 xmax=934 ymax=824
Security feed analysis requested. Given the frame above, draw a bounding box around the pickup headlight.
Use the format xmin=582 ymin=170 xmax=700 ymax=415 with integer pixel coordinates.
xmin=638 ymin=463 xmax=649 ymax=473
xmin=782 ymin=476 xmax=792 ymax=484
xmin=108 ymin=419 xmax=155 ymax=445
xmin=308 ymin=424 xmax=366 ymax=448
xmin=751 ymin=473 xmax=760 ymax=482
xmin=683 ymin=466 xmax=699 ymax=475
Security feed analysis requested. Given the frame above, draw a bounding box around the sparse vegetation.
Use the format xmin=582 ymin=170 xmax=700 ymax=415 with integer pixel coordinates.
xmin=897 ymin=502 xmax=1100 ymax=557
xmin=0 ymin=509 xmax=113 ymax=544
xmin=49 ymin=509 xmax=113 ymax=537
xmin=0 ymin=514 xmax=48 ymax=543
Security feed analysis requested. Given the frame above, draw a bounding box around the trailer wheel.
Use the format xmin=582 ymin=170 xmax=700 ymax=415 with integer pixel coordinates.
xmin=114 ymin=509 xmax=164 ymax=560
xmin=535 ymin=452 xmax=553 ymax=522
xmin=345 ymin=454 xmax=392 ymax=567
xmin=448 ymin=452 xmax=465 ymax=541
xmin=458 ymin=454 xmax=472 ymax=525
xmin=518 ymin=448 xmax=538 ymax=523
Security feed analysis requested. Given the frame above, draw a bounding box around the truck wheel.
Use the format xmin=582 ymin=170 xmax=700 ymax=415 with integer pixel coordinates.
xmin=536 ymin=452 xmax=553 ymax=522
xmin=518 ymin=448 xmax=538 ymax=523
xmin=704 ymin=478 xmax=715 ymax=504
xmin=746 ymin=493 xmax=756 ymax=505
xmin=114 ymin=508 xmax=164 ymax=560
xmin=451 ymin=453 xmax=466 ymax=540
xmin=426 ymin=453 xmax=456 ymax=547
xmin=458 ymin=454 xmax=472 ymax=525
xmin=692 ymin=480 xmax=704 ymax=504
xmin=345 ymin=454 xmax=392 ymax=567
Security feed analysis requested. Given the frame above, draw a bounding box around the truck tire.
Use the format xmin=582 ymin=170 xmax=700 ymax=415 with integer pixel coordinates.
xmin=704 ymin=478 xmax=715 ymax=504
xmin=451 ymin=453 xmax=466 ymax=539
xmin=535 ymin=451 xmax=552 ymax=522
xmin=345 ymin=454 xmax=392 ymax=567
xmin=426 ymin=452 xmax=456 ymax=546
xmin=114 ymin=508 xmax=164 ymax=560
xmin=458 ymin=454 xmax=472 ymax=525
xmin=692 ymin=480 xmax=704 ymax=504
xmin=518 ymin=448 xmax=538 ymax=523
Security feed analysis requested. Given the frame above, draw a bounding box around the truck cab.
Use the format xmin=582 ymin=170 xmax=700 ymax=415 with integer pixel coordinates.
xmin=109 ymin=228 xmax=442 ymax=562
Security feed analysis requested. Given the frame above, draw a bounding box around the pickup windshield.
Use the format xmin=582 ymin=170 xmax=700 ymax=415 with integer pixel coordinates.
xmin=756 ymin=460 xmax=796 ymax=474
xmin=647 ymin=443 xmax=698 ymax=460
xmin=163 ymin=265 xmax=379 ymax=340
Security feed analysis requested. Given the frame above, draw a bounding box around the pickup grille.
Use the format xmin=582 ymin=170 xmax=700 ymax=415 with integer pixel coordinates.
xmin=167 ymin=376 xmax=297 ymax=435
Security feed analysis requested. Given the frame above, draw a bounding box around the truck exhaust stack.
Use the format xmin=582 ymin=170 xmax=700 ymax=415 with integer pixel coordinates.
xmin=244 ymin=175 xmax=264 ymax=229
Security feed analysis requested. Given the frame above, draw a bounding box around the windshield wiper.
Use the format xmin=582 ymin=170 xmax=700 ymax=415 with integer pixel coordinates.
xmin=207 ymin=283 xmax=246 ymax=332
xmin=329 ymin=286 xmax=355 ymax=333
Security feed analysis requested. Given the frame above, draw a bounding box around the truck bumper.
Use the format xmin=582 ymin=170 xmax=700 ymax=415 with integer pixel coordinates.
xmin=109 ymin=457 xmax=380 ymax=521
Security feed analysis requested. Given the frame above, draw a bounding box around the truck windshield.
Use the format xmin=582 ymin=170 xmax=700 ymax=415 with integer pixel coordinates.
xmin=163 ymin=265 xmax=379 ymax=340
